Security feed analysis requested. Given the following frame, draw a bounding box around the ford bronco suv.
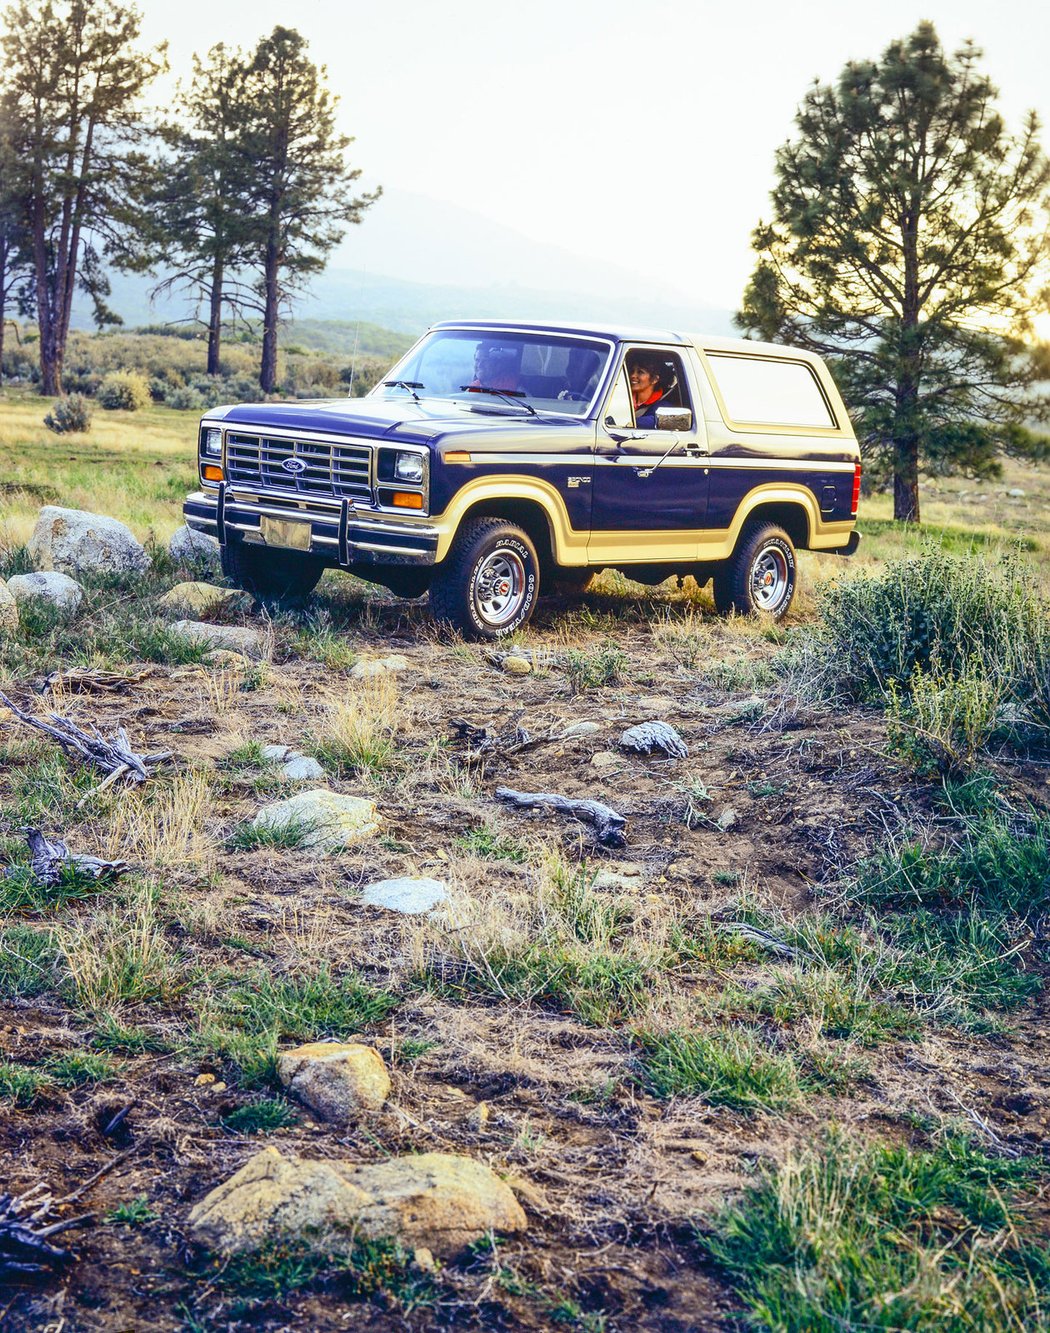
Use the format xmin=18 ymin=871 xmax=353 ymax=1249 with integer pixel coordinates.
xmin=183 ymin=321 xmax=861 ymax=638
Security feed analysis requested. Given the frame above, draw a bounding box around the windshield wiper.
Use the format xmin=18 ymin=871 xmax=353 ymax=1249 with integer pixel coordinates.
xmin=460 ymin=384 xmax=536 ymax=415
xmin=382 ymin=380 xmax=424 ymax=401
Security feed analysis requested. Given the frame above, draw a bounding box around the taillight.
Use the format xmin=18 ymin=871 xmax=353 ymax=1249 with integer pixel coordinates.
xmin=851 ymin=463 xmax=862 ymax=515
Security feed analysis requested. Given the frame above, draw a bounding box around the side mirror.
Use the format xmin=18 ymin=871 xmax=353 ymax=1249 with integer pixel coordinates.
xmin=654 ymin=405 xmax=692 ymax=432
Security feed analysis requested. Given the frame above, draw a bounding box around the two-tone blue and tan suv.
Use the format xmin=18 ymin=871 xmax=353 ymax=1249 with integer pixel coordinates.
xmin=183 ymin=320 xmax=861 ymax=639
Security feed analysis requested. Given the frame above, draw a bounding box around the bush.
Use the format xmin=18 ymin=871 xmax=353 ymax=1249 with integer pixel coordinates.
xmin=819 ymin=548 xmax=1043 ymax=702
xmin=97 ymin=369 xmax=152 ymax=411
xmin=166 ymin=386 xmax=203 ymax=412
xmin=886 ymin=664 xmax=1006 ymax=777
xmin=43 ymin=393 xmax=93 ymax=434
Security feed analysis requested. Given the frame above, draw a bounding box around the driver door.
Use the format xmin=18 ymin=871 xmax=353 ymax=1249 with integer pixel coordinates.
xmin=588 ymin=347 xmax=710 ymax=565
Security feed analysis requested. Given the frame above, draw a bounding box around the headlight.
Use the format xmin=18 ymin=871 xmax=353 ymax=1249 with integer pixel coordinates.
xmin=202 ymin=427 xmax=222 ymax=458
xmin=394 ymin=451 xmax=424 ymax=484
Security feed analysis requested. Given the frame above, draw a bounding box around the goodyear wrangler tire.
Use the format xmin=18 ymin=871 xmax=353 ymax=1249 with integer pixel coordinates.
xmin=220 ymin=541 xmax=325 ymax=605
xmin=712 ymin=520 xmax=797 ymax=620
xmin=429 ymin=517 xmax=540 ymax=640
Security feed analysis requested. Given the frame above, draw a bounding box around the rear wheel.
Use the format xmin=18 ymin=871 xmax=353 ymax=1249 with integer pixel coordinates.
xmin=429 ymin=517 xmax=540 ymax=640
xmin=712 ymin=520 xmax=797 ymax=620
xmin=220 ymin=541 xmax=325 ymax=605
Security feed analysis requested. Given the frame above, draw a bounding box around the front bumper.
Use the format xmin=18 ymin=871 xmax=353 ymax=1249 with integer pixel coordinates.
xmin=184 ymin=488 xmax=439 ymax=568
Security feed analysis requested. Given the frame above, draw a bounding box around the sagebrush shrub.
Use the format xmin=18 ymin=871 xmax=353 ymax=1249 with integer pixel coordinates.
xmin=166 ymin=386 xmax=203 ymax=411
xmin=97 ymin=369 xmax=152 ymax=411
xmin=886 ymin=664 xmax=1006 ymax=777
xmin=43 ymin=393 xmax=92 ymax=434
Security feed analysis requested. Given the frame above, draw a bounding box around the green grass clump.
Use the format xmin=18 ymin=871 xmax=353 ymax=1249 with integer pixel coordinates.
xmin=0 ymin=859 xmax=112 ymax=912
xmin=637 ymin=1027 xmax=806 ymax=1112
xmin=851 ymin=810 xmax=1050 ymax=917
xmin=726 ymin=966 xmax=919 ymax=1045
xmin=91 ymin=1014 xmax=171 ymax=1054
xmin=47 ymin=1051 xmax=119 ymax=1087
xmin=707 ymin=1130 xmax=1050 ymax=1332
xmin=0 ymin=1061 xmax=48 ymax=1107
xmin=454 ymin=826 xmax=529 ymax=862
xmin=221 ymin=1097 xmax=298 ymax=1134
xmin=563 ymin=641 xmax=629 ymax=691
xmin=212 ymin=1236 xmax=435 ymax=1309
xmin=0 ymin=925 xmax=60 ymax=999
xmin=196 ymin=966 xmax=398 ymax=1089
xmin=886 ymin=665 xmax=1006 ymax=778
xmin=227 ymin=817 xmax=315 ymax=851
xmin=104 ymin=1195 xmax=158 ymax=1226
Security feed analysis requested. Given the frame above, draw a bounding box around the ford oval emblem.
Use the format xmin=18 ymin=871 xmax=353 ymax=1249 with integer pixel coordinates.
xmin=281 ymin=457 xmax=307 ymax=475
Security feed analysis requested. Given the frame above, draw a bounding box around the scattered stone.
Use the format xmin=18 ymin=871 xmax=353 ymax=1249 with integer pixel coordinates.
xmin=592 ymin=863 xmax=648 ymax=892
xmin=205 ymin=648 xmax=251 ymax=668
xmin=716 ymin=807 xmax=739 ymax=831
xmin=360 ymin=876 xmax=449 ymax=914
xmin=467 ymin=1102 xmax=490 ymax=1131
xmin=590 ymin=750 xmax=620 ymax=769
xmin=413 ymin=1246 xmax=438 ymax=1273
xmin=277 ymin=1041 xmax=391 ymax=1123
xmin=260 ymin=744 xmax=292 ymax=762
xmin=28 ymin=505 xmax=149 ymax=576
xmin=6 ymin=571 xmax=84 ymax=615
xmin=282 ymin=755 xmax=324 ymax=782
xmin=632 ymin=695 xmax=678 ymax=713
xmin=1008 ymin=488 xmax=1026 ymax=498
xmin=251 ymin=788 xmax=381 ymax=850
xmin=158 ymin=581 xmax=241 ymax=618
xmin=619 ymin=721 xmax=688 ymax=759
xmin=0 ymin=580 xmax=18 ymax=633
xmin=350 ymin=654 xmax=409 ymax=679
xmin=170 ymin=524 xmax=221 ymax=574
xmin=501 ymin=654 xmax=533 ymax=675
xmin=169 ymin=620 xmax=268 ymax=659
xmin=560 ymin=720 xmax=600 ymax=739
xmin=195 ymin=1073 xmax=216 ymax=1087
xmin=188 ymin=1147 xmax=527 ymax=1259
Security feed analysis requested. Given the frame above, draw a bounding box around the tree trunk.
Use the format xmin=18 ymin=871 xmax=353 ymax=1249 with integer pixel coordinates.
xmin=0 ymin=314 xmax=5 ymax=390
xmin=206 ymin=251 xmax=223 ymax=376
xmin=259 ymin=236 xmax=279 ymax=394
xmin=893 ymin=441 xmax=920 ymax=522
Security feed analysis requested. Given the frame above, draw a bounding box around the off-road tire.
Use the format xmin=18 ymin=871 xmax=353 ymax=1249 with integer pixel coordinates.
xmin=712 ymin=520 xmax=797 ymax=620
xmin=429 ymin=517 xmax=540 ymax=640
xmin=220 ymin=540 xmax=325 ymax=605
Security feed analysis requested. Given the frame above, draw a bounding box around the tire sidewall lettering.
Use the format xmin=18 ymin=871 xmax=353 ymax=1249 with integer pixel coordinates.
xmin=467 ymin=538 xmax=537 ymax=635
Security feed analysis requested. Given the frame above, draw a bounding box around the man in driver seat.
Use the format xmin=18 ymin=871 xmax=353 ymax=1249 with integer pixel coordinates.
xmin=472 ymin=342 xmax=525 ymax=393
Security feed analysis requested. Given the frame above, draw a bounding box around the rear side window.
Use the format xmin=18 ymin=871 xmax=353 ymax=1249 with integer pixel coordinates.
xmin=706 ymin=353 xmax=836 ymax=428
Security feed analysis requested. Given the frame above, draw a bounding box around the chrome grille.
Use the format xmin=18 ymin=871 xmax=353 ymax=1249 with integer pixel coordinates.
xmin=225 ymin=433 xmax=372 ymax=501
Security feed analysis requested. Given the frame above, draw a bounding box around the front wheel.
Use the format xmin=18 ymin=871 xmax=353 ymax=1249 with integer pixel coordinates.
xmin=712 ymin=520 xmax=797 ymax=620
xmin=220 ymin=541 xmax=325 ymax=605
xmin=429 ymin=517 xmax=540 ymax=640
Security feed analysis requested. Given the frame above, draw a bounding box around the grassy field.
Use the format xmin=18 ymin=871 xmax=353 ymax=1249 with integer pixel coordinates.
xmin=2 ymin=386 xmax=1050 ymax=1330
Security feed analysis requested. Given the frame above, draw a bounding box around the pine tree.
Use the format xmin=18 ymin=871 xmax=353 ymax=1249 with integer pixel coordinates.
xmin=739 ymin=22 xmax=1050 ymax=522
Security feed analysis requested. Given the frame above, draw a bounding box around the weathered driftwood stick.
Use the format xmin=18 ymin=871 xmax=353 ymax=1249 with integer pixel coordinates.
xmin=619 ymin=720 xmax=688 ymax=759
xmin=0 ymin=690 xmax=171 ymax=784
xmin=495 ymin=785 xmax=627 ymax=846
xmin=715 ymin=921 xmax=807 ymax=960
xmin=4 ymin=828 xmax=128 ymax=887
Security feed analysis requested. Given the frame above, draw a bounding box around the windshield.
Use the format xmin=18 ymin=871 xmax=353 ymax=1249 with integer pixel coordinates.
xmin=371 ymin=329 xmax=611 ymax=417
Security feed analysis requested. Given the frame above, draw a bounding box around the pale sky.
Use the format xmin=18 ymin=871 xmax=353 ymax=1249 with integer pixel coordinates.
xmin=131 ymin=0 xmax=1050 ymax=310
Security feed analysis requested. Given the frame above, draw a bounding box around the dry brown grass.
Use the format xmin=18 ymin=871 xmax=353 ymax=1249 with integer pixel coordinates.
xmin=56 ymin=882 xmax=180 ymax=1011
xmin=102 ymin=772 xmax=218 ymax=873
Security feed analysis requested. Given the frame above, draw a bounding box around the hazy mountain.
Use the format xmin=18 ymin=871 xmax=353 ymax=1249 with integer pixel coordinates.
xmin=77 ymin=188 xmax=736 ymax=338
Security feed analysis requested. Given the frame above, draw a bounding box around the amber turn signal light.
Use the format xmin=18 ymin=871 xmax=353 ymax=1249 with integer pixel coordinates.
xmin=202 ymin=464 xmax=224 ymax=482
xmin=391 ymin=491 xmax=424 ymax=510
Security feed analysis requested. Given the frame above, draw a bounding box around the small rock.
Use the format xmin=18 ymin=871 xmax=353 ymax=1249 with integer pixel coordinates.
xmin=591 ymin=750 xmax=620 ymax=769
xmin=281 ymin=755 xmax=324 ymax=782
xmin=620 ymin=721 xmax=688 ymax=759
xmin=252 ymin=788 xmax=381 ymax=850
xmin=188 ymin=1146 xmax=527 ymax=1259
xmin=170 ymin=524 xmax=221 ymax=575
xmin=195 ymin=1073 xmax=216 ymax=1087
xmin=28 ymin=505 xmax=149 ymax=576
xmin=1008 ymin=488 xmax=1026 ymax=498
xmin=350 ymin=654 xmax=409 ymax=679
xmin=205 ymin=648 xmax=251 ymax=668
xmin=211 ymin=1081 xmax=227 ymax=1094
xmin=0 ymin=579 xmax=19 ymax=633
xmin=413 ymin=1246 xmax=438 ymax=1273
xmin=260 ymin=744 xmax=292 ymax=762
xmin=6 ymin=571 xmax=84 ymax=614
xmin=159 ymin=581 xmax=241 ymax=618
xmin=170 ymin=620 xmax=267 ymax=659
xmin=502 ymin=655 xmax=533 ymax=675
xmin=592 ymin=863 xmax=647 ymax=892
xmin=467 ymin=1102 xmax=490 ymax=1131
xmin=360 ymin=876 xmax=449 ymax=914
xmin=278 ymin=1041 xmax=390 ymax=1123
xmin=716 ymin=807 xmax=739 ymax=831
xmin=633 ymin=695 xmax=678 ymax=712
xmin=560 ymin=720 xmax=600 ymax=739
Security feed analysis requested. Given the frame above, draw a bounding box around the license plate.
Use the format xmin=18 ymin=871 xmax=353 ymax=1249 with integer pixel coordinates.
xmin=260 ymin=516 xmax=312 ymax=551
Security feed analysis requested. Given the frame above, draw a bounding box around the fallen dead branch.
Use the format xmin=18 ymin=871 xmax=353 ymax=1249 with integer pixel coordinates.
xmin=0 ymin=690 xmax=172 ymax=790
xmin=3 ymin=828 xmax=128 ymax=888
xmin=495 ymin=785 xmax=627 ymax=846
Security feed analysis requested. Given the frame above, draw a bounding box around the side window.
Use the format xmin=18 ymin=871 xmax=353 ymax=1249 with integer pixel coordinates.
xmin=625 ymin=349 xmax=693 ymax=430
xmin=706 ymin=353 xmax=835 ymax=428
xmin=603 ymin=367 xmax=634 ymax=428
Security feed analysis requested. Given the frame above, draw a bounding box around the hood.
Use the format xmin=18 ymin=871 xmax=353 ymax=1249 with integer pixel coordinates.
xmin=209 ymin=396 xmax=591 ymax=446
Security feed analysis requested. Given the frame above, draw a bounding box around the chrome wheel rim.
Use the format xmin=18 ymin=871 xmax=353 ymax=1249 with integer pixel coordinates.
xmin=751 ymin=544 xmax=790 ymax=611
xmin=474 ymin=549 xmax=527 ymax=627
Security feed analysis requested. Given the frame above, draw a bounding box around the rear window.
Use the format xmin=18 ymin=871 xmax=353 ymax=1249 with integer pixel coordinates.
xmin=706 ymin=353 xmax=835 ymax=428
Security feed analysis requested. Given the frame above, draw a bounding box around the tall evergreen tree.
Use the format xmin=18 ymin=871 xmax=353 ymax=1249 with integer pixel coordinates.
xmin=148 ymin=44 xmax=257 ymax=375
xmin=238 ymin=27 xmax=379 ymax=393
xmin=0 ymin=0 xmax=166 ymax=394
xmin=0 ymin=98 xmax=33 ymax=386
xmin=739 ymin=22 xmax=1050 ymax=522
